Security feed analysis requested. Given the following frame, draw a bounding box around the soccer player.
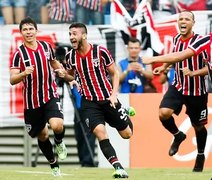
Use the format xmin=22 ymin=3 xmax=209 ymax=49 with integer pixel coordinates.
xmin=9 ymin=17 xmax=68 ymax=176
xmin=142 ymin=11 xmax=210 ymax=172
xmin=63 ymin=22 xmax=133 ymax=178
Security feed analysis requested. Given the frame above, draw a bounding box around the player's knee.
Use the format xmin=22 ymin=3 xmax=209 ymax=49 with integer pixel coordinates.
xmin=119 ymin=129 xmax=133 ymax=139
xmin=50 ymin=118 xmax=64 ymax=133
xmin=159 ymin=108 xmax=172 ymax=121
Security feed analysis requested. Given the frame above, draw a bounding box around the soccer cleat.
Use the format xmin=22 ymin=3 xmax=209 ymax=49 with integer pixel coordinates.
xmin=55 ymin=141 xmax=67 ymax=160
xmin=51 ymin=167 xmax=61 ymax=176
xmin=169 ymin=131 xmax=186 ymax=156
xmin=192 ymin=154 xmax=205 ymax=172
xmin=112 ymin=168 xmax=129 ymax=178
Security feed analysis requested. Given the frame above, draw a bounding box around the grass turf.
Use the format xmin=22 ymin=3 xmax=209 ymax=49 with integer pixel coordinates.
xmin=0 ymin=166 xmax=212 ymax=180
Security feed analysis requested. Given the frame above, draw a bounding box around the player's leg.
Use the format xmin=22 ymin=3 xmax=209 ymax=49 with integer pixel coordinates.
xmin=187 ymin=94 xmax=208 ymax=172
xmin=81 ymin=98 xmax=128 ymax=178
xmin=24 ymin=107 xmax=60 ymax=176
xmin=37 ymin=125 xmax=61 ymax=176
xmin=103 ymin=99 xmax=133 ymax=139
xmin=192 ymin=124 xmax=207 ymax=172
xmin=46 ymin=98 xmax=67 ymax=161
xmin=159 ymin=85 xmax=186 ymax=156
xmin=93 ymin=124 xmax=128 ymax=178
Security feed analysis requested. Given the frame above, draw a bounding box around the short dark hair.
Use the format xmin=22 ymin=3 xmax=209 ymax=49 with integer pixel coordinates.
xmin=128 ymin=37 xmax=141 ymax=46
xmin=19 ymin=16 xmax=37 ymax=31
xmin=69 ymin=22 xmax=87 ymax=34
xmin=180 ymin=10 xmax=195 ymax=21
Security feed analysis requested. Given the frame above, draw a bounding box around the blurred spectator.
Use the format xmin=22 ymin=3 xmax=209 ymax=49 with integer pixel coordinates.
xmin=0 ymin=0 xmax=27 ymax=24
xmin=26 ymin=0 xmax=49 ymax=24
xmin=48 ymin=0 xmax=75 ymax=24
xmin=76 ymin=0 xmax=110 ymax=25
xmin=0 ymin=8 xmax=4 ymax=24
xmin=118 ymin=37 xmax=154 ymax=93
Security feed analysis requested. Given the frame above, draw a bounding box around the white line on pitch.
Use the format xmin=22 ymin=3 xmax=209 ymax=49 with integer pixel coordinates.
xmin=16 ymin=170 xmax=73 ymax=176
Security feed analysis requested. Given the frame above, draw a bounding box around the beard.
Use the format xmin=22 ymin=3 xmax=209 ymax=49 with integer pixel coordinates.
xmin=76 ymin=39 xmax=83 ymax=50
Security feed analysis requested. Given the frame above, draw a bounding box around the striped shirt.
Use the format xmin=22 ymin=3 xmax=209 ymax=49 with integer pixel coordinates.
xmin=66 ymin=44 xmax=114 ymax=101
xmin=10 ymin=41 xmax=58 ymax=109
xmin=77 ymin=0 xmax=102 ymax=12
xmin=49 ymin=0 xmax=74 ymax=22
xmin=188 ymin=34 xmax=211 ymax=58
xmin=172 ymin=33 xmax=209 ymax=96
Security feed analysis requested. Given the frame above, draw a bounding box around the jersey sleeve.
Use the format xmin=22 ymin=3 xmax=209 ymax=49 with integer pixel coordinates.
xmin=100 ymin=46 xmax=114 ymax=67
xmin=10 ymin=51 xmax=21 ymax=69
xmin=65 ymin=51 xmax=72 ymax=70
xmin=48 ymin=43 xmax=56 ymax=61
xmin=188 ymin=34 xmax=211 ymax=55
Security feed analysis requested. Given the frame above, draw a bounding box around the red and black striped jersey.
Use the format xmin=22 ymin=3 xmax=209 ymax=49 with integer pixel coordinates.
xmin=77 ymin=0 xmax=102 ymax=12
xmin=65 ymin=44 xmax=114 ymax=101
xmin=10 ymin=41 xmax=58 ymax=109
xmin=49 ymin=0 xmax=74 ymax=22
xmin=188 ymin=34 xmax=211 ymax=59
xmin=172 ymin=33 xmax=209 ymax=96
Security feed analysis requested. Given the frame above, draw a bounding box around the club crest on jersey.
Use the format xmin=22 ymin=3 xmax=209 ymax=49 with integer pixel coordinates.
xmin=25 ymin=124 xmax=32 ymax=133
xmin=93 ymin=58 xmax=100 ymax=67
xmin=45 ymin=51 xmax=50 ymax=60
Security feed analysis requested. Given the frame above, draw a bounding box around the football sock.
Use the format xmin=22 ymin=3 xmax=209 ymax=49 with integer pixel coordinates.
xmin=160 ymin=116 xmax=179 ymax=134
xmin=49 ymin=159 xmax=59 ymax=168
xmin=195 ymin=126 xmax=207 ymax=154
xmin=38 ymin=138 xmax=55 ymax=162
xmin=54 ymin=127 xmax=65 ymax=145
xmin=99 ymin=139 xmax=123 ymax=169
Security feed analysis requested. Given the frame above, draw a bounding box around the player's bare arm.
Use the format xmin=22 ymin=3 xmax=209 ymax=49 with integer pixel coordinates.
xmin=69 ymin=80 xmax=81 ymax=91
xmin=107 ymin=63 xmax=119 ymax=108
xmin=153 ymin=63 xmax=171 ymax=75
xmin=10 ymin=66 xmax=34 ymax=85
xmin=181 ymin=66 xmax=208 ymax=77
xmin=142 ymin=48 xmax=195 ymax=64
xmin=50 ymin=58 xmax=64 ymax=71
xmin=64 ymin=69 xmax=75 ymax=82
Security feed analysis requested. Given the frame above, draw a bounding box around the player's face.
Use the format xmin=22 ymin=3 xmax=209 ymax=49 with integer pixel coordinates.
xmin=69 ymin=27 xmax=84 ymax=50
xmin=127 ymin=42 xmax=141 ymax=59
xmin=178 ymin=11 xmax=194 ymax=38
xmin=20 ymin=23 xmax=37 ymax=43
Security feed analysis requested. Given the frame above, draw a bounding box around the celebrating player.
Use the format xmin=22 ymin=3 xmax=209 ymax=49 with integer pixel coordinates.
xmin=142 ymin=11 xmax=210 ymax=172
xmin=9 ymin=17 xmax=68 ymax=176
xmin=62 ymin=22 xmax=133 ymax=178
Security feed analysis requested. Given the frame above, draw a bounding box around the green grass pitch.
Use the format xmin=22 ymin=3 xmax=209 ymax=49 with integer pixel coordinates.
xmin=0 ymin=166 xmax=212 ymax=180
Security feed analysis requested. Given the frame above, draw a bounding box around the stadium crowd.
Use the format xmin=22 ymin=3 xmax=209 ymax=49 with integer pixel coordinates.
xmin=1 ymin=0 xmax=212 ymax=25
